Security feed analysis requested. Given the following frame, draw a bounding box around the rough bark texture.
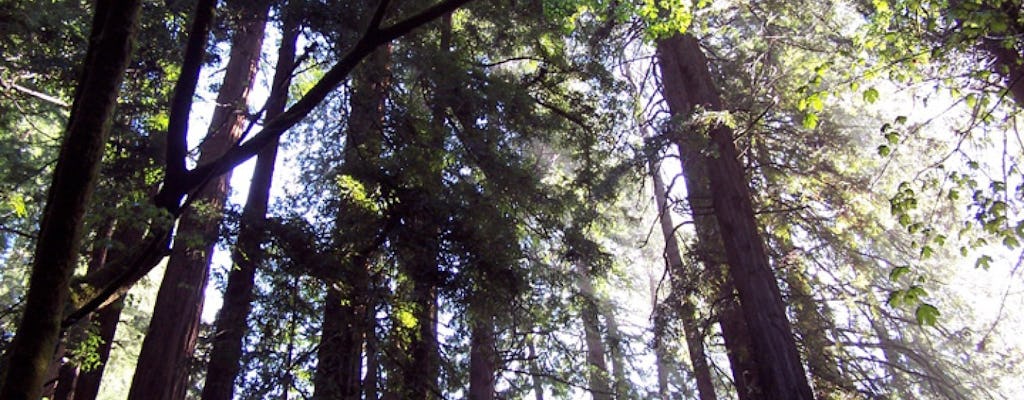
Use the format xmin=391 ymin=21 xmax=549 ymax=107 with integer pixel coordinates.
xmin=129 ymin=2 xmax=267 ymax=398
xmin=0 ymin=2 xmax=141 ymax=399
xmin=200 ymin=6 xmax=294 ymax=400
xmin=656 ymin=33 xmax=814 ymax=400
xmin=651 ymin=165 xmax=717 ymax=400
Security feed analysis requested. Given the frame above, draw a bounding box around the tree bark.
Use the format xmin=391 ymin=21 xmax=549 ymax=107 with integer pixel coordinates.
xmin=200 ymin=6 xmax=296 ymax=400
xmin=0 ymin=2 xmax=141 ymax=399
xmin=651 ymin=164 xmax=717 ymax=400
xmin=656 ymin=33 xmax=814 ymax=400
xmin=129 ymin=1 xmax=268 ymax=398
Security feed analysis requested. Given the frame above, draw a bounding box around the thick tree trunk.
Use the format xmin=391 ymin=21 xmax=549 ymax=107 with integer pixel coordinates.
xmin=200 ymin=7 xmax=295 ymax=400
xmin=129 ymin=1 xmax=268 ymax=398
xmin=651 ymin=165 xmax=717 ymax=400
xmin=469 ymin=304 xmax=497 ymax=400
xmin=656 ymin=33 xmax=814 ymax=400
xmin=653 ymin=126 xmax=761 ymax=399
xmin=0 ymin=2 xmax=141 ymax=399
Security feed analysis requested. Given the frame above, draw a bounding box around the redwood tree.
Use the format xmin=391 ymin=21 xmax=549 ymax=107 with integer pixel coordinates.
xmin=656 ymin=33 xmax=815 ymax=400
xmin=200 ymin=6 xmax=299 ymax=399
xmin=129 ymin=1 xmax=270 ymax=398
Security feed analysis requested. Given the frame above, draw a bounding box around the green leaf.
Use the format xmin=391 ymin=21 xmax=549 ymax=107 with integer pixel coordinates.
xmin=898 ymin=213 xmax=911 ymax=227
xmin=975 ymin=254 xmax=993 ymax=269
xmin=7 ymin=194 xmax=27 ymax=218
xmin=802 ymin=113 xmax=819 ymax=129
xmin=920 ymin=245 xmax=933 ymax=259
xmin=915 ymin=303 xmax=940 ymax=326
xmin=905 ymin=285 xmax=927 ymax=302
xmin=863 ymin=87 xmax=880 ymax=103
xmin=886 ymin=290 xmax=904 ymax=307
xmin=877 ymin=145 xmax=891 ymax=157
xmin=889 ymin=265 xmax=910 ymax=281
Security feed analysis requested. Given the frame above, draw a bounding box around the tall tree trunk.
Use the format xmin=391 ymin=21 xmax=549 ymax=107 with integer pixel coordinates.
xmin=0 ymin=2 xmax=141 ymax=398
xmin=312 ymin=41 xmax=392 ymax=400
xmin=200 ymin=7 xmax=296 ymax=400
xmin=577 ymin=268 xmax=611 ymax=400
xmin=651 ymin=164 xmax=717 ymax=400
xmin=528 ymin=334 xmax=545 ymax=400
xmin=364 ymin=316 xmax=380 ymax=400
xmin=653 ymin=127 xmax=761 ymax=398
xmin=656 ymin=33 xmax=814 ymax=400
xmin=129 ymin=1 xmax=268 ymax=398
xmin=469 ymin=303 xmax=497 ymax=400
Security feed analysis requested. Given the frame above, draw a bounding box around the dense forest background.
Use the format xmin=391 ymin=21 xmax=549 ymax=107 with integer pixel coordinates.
xmin=0 ymin=0 xmax=1022 ymax=399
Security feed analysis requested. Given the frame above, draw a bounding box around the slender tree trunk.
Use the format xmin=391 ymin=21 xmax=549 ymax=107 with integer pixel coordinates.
xmin=0 ymin=2 xmax=141 ymax=398
xmin=528 ymin=334 xmax=545 ymax=400
xmin=656 ymin=33 xmax=814 ymax=400
xmin=364 ymin=316 xmax=380 ymax=400
xmin=651 ymin=165 xmax=717 ymax=400
xmin=200 ymin=7 xmax=295 ymax=400
xmin=602 ymin=308 xmax=628 ymax=397
xmin=577 ymin=268 xmax=611 ymax=400
xmin=129 ymin=2 xmax=268 ymax=398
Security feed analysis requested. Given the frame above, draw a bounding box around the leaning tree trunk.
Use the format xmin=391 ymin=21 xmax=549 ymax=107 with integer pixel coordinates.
xmin=656 ymin=33 xmax=814 ymax=400
xmin=200 ymin=7 xmax=296 ymax=400
xmin=0 ymin=2 xmax=141 ymax=399
xmin=652 ymin=125 xmax=762 ymax=398
xmin=129 ymin=1 xmax=268 ymax=398
xmin=651 ymin=163 xmax=718 ymax=400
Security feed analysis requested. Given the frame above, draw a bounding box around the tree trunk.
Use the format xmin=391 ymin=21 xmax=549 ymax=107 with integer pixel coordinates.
xmin=656 ymin=33 xmax=814 ymax=400
xmin=200 ymin=7 xmax=295 ymax=400
xmin=469 ymin=304 xmax=497 ymax=400
xmin=602 ymin=307 xmax=628 ymax=398
xmin=0 ymin=2 xmax=141 ymax=399
xmin=577 ymin=269 xmax=611 ymax=400
xmin=651 ymin=164 xmax=717 ymax=400
xmin=51 ymin=220 xmax=115 ymax=399
xmin=528 ymin=334 xmax=545 ymax=400
xmin=129 ymin=1 xmax=268 ymax=398
xmin=653 ymin=124 xmax=761 ymax=399
xmin=312 ymin=41 xmax=392 ymax=400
